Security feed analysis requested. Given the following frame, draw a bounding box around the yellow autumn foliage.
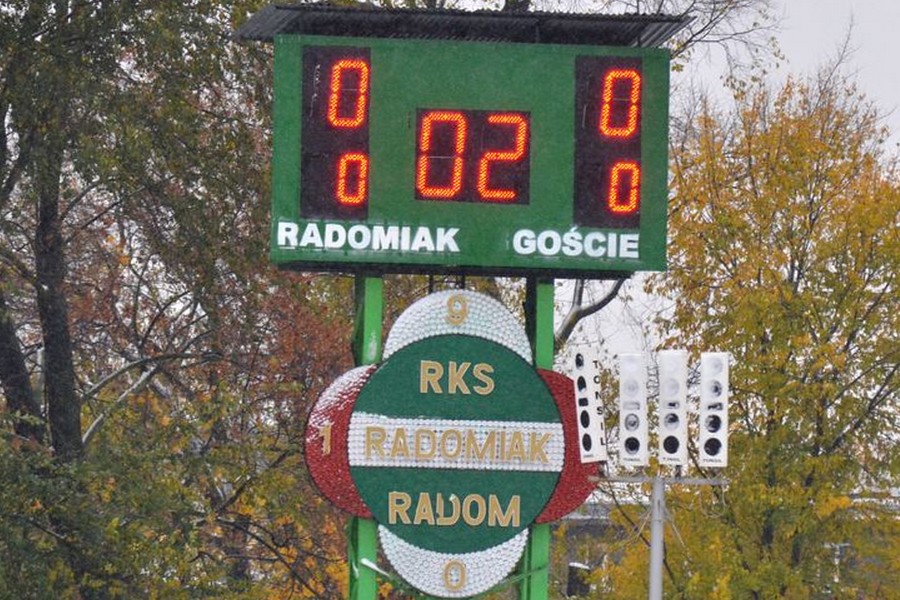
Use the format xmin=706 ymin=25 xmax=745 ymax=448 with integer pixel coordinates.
xmin=591 ymin=62 xmax=900 ymax=598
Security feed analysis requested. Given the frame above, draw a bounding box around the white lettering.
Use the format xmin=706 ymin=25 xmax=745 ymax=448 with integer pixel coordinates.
xmin=278 ymin=222 xmax=465 ymax=254
xmin=510 ymin=227 xmax=640 ymax=260
xmin=583 ymin=232 xmax=606 ymax=258
xmin=411 ymin=227 xmax=435 ymax=252
xmin=513 ymin=229 xmax=536 ymax=255
xmin=562 ymin=230 xmax=581 ymax=257
xmin=436 ymin=228 xmax=460 ymax=253
xmin=300 ymin=223 xmax=323 ymax=248
xmin=372 ymin=225 xmax=400 ymax=250
xmin=620 ymin=233 xmax=640 ymax=258
xmin=324 ymin=223 xmax=346 ymax=249
xmin=348 ymin=224 xmax=371 ymax=250
xmin=400 ymin=226 xmax=411 ymax=251
xmin=278 ymin=222 xmax=299 ymax=247
xmin=537 ymin=230 xmax=561 ymax=256
xmin=277 ymin=221 xmax=633 ymax=260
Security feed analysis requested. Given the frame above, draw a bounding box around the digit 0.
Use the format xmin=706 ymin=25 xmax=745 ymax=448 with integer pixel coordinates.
xmin=416 ymin=111 xmax=468 ymax=199
xmin=606 ymin=160 xmax=640 ymax=214
xmin=327 ymin=58 xmax=370 ymax=129
xmin=335 ymin=152 xmax=369 ymax=206
xmin=443 ymin=560 xmax=466 ymax=591
xmin=599 ymin=68 xmax=641 ymax=139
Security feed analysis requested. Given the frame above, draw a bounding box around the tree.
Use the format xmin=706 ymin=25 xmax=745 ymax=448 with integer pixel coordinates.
xmin=1 ymin=2 xmax=357 ymax=596
xmin=597 ymin=65 xmax=899 ymax=597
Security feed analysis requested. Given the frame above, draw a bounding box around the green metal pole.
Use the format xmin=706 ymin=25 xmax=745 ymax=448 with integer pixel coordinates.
xmin=519 ymin=277 xmax=554 ymax=600
xmin=349 ymin=275 xmax=383 ymax=600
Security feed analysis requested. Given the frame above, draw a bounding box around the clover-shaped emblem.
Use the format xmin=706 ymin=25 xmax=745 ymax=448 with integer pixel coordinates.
xmin=305 ymin=290 xmax=598 ymax=597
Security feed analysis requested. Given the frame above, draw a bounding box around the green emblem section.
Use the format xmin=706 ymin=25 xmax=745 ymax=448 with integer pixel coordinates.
xmin=350 ymin=335 xmax=561 ymax=553
xmin=360 ymin=470 xmax=557 ymax=553
xmin=354 ymin=335 xmax=558 ymax=422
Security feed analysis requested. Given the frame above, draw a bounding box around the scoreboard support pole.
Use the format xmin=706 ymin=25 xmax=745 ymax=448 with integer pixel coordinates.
xmin=349 ymin=275 xmax=383 ymax=600
xmin=519 ymin=277 xmax=554 ymax=600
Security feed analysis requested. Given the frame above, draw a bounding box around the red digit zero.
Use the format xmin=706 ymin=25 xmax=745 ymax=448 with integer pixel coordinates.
xmin=327 ymin=58 xmax=370 ymax=129
xmin=599 ymin=68 xmax=641 ymax=139
xmin=607 ymin=160 xmax=640 ymax=214
xmin=336 ymin=152 xmax=369 ymax=206
xmin=416 ymin=111 xmax=469 ymax=199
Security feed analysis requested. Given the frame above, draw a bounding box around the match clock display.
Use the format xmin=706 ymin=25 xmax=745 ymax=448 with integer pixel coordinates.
xmin=272 ymin=35 xmax=670 ymax=276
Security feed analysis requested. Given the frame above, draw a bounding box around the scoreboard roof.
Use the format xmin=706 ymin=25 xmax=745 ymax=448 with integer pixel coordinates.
xmin=235 ymin=3 xmax=691 ymax=48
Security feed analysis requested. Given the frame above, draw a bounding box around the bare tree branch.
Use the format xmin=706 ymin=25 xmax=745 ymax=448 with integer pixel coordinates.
xmin=555 ymin=278 xmax=627 ymax=350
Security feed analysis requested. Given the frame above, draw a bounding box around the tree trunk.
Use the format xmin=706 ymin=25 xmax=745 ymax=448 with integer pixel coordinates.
xmin=0 ymin=286 xmax=44 ymax=442
xmin=33 ymin=134 xmax=81 ymax=460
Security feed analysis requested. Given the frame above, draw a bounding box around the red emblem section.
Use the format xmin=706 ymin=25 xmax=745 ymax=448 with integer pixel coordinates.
xmin=305 ymin=365 xmax=377 ymax=517
xmin=535 ymin=369 xmax=600 ymax=523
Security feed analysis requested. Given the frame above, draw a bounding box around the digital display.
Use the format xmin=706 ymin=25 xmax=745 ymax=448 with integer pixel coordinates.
xmin=301 ymin=46 xmax=371 ymax=220
xmin=272 ymin=35 xmax=670 ymax=276
xmin=574 ymin=56 xmax=643 ymax=229
xmin=415 ymin=109 xmax=530 ymax=205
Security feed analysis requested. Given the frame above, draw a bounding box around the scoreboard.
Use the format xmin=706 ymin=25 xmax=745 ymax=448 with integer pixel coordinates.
xmin=271 ymin=34 xmax=670 ymax=276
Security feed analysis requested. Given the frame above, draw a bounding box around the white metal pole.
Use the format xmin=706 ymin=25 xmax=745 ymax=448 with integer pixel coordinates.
xmin=648 ymin=475 xmax=665 ymax=600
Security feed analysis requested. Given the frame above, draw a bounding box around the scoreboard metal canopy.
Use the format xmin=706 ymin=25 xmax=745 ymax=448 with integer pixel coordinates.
xmin=237 ymin=5 xmax=688 ymax=277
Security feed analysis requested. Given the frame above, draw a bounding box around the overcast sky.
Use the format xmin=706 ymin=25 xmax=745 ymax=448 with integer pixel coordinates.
xmin=778 ymin=0 xmax=898 ymax=137
xmin=699 ymin=0 xmax=900 ymax=145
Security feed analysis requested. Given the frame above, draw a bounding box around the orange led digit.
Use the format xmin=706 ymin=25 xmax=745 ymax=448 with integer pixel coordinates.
xmin=607 ymin=160 xmax=641 ymax=214
xmin=477 ymin=113 xmax=528 ymax=202
xmin=599 ymin=68 xmax=641 ymax=139
xmin=416 ymin=111 xmax=468 ymax=199
xmin=327 ymin=58 xmax=370 ymax=129
xmin=335 ymin=152 xmax=369 ymax=206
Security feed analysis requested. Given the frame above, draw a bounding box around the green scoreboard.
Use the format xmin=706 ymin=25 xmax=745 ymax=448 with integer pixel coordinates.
xmin=270 ymin=26 xmax=671 ymax=276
